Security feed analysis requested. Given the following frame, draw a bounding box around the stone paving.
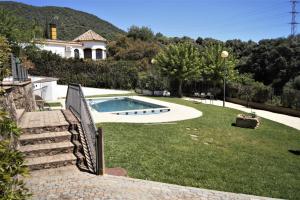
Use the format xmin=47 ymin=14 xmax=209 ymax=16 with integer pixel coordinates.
xmin=25 ymin=166 xmax=280 ymax=200
xmin=19 ymin=110 xmax=69 ymax=128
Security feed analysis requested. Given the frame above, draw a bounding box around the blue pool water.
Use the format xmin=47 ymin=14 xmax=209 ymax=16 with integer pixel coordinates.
xmin=89 ymin=97 xmax=166 ymax=112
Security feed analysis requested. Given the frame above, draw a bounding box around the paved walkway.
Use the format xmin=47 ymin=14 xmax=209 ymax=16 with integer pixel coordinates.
xmin=19 ymin=110 xmax=69 ymax=128
xmin=56 ymin=85 xmax=131 ymax=99
xmin=184 ymin=98 xmax=300 ymax=131
xmin=25 ymin=166 xmax=279 ymax=200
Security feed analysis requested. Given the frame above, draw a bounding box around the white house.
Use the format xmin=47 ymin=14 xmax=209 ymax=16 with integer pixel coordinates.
xmin=36 ymin=29 xmax=107 ymax=60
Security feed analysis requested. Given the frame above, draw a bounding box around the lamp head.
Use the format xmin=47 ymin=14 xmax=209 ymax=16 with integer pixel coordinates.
xmin=221 ymin=51 xmax=229 ymax=58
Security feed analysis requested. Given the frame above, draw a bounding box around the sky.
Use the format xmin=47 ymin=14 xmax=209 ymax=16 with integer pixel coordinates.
xmin=5 ymin=0 xmax=296 ymax=41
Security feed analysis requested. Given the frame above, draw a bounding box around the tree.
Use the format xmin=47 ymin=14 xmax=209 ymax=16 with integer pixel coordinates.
xmin=127 ymin=26 xmax=154 ymax=41
xmin=200 ymin=43 xmax=238 ymax=84
xmin=0 ymin=36 xmax=11 ymax=81
xmin=0 ymin=9 xmax=32 ymax=44
xmin=0 ymin=9 xmax=38 ymax=57
xmin=237 ymin=36 xmax=300 ymax=91
xmin=154 ymin=42 xmax=201 ymax=97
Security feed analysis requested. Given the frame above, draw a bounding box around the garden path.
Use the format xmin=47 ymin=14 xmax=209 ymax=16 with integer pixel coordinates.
xmin=184 ymin=98 xmax=300 ymax=130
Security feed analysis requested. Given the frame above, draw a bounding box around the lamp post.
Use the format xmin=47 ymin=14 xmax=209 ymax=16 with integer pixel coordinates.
xmin=221 ymin=51 xmax=229 ymax=107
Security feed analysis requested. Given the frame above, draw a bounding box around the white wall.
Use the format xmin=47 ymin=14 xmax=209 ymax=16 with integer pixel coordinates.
xmin=33 ymin=81 xmax=58 ymax=101
xmin=38 ymin=41 xmax=106 ymax=60
xmin=82 ymin=41 xmax=107 ymax=60
xmin=70 ymin=48 xmax=84 ymax=59
xmin=82 ymin=41 xmax=106 ymax=50
xmin=37 ymin=44 xmax=66 ymax=57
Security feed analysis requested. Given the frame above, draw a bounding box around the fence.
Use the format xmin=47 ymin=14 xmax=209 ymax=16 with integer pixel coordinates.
xmin=65 ymin=84 xmax=104 ymax=175
xmin=11 ymin=54 xmax=29 ymax=82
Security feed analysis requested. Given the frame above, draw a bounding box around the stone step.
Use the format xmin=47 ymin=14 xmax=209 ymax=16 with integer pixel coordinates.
xmin=19 ymin=110 xmax=70 ymax=134
xmin=19 ymin=131 xmax=73 ymax=145
xmin=26 ymin=153 xmax=76 ymax=170
xmin=18 ymin=142 xmax=74 ymax=158
xmin=21 ymin=124 xmax=70 ymax=135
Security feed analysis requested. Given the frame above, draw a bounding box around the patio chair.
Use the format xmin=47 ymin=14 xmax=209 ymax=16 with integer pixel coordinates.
xmin=207 ymin=92 xmax=214 ymax=104
xmin=200 ymin=92 xmax=206 ymax=103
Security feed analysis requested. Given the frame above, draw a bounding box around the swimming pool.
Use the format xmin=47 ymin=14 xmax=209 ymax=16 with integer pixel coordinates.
xmin=89 ymin=97 xmax=170 ymax=115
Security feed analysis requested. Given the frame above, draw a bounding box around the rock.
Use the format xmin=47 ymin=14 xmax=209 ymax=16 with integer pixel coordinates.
xmin=236 ymin=114 xmax=260 ymax=129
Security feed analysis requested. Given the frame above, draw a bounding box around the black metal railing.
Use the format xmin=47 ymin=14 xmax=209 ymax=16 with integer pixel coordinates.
xmin=11 ymin=55 xmax=29 ymax=82
xmin=65 ymin=84 xmax=104 ymax=174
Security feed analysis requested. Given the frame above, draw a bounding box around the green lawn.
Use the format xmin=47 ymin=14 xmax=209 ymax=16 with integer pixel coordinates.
xmin=46 ymin=102 xmax=62 ymax=107
xmin=98 ymin=97 xmax=300 ymax=199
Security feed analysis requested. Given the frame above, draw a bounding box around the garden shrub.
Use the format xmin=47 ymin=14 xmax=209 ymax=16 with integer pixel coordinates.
xmin=227 ymin=82 xmax=240 ymax=98
xmin=251 ymin=82 xmax=271 ymax=103
xmin=0 ymin=36 xmax=11 ymax=81
xmin=0 ymin=110 xmax=30 ymax=199
xmin=25 ymin=47 xmax=139 ymax=90
xmin=282 ymin=82 xmax=300 ymax=109
xmin=227 ymin=79 xmax=271 ymax=104
xmin=293 ymin=75 xmax=300 ymax=90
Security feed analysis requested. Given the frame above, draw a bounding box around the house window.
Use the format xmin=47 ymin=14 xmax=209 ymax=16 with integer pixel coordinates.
xmin=96 ymin=49 xmax=103 ymax=60
xmin=83 ymin=48 xmax=92 ymax=59
xmin=74 ymin=49 xmax=80 ymax=59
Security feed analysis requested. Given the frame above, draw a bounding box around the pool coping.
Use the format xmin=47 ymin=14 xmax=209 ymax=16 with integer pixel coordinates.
xmin=88 ymin=96 xmax=169 ymax=115
xmin=88 ymin=96 xmax=202 ymax=123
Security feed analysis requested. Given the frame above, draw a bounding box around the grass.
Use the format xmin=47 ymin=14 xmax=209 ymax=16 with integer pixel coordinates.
xmin=98 ymin=97 xmax=300 ymax=199
xmin=46 ymin=102 xmax=62 ymax=107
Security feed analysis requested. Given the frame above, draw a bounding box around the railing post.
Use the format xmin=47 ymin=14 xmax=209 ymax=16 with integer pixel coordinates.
xmin=96 ymin=128 xmax=105 ymax=175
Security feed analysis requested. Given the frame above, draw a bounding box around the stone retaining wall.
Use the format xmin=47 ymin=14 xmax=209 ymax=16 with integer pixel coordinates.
xmin=0 ymin=88 xmax=18 ymax=121
xmin=0 ymin=81 xmax=36 ymax=120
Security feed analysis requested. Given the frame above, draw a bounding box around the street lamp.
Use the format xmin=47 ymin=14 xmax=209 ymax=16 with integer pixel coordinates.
xmin=221 ymin=51 xmax=229 ymax=107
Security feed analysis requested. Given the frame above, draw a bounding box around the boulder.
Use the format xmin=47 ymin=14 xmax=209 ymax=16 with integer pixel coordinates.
xmin=236 ymin=114 xmax=260 ymax=129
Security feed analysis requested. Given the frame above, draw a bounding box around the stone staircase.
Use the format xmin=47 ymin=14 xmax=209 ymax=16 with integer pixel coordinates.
xmin=17 ymin=110 xmax=86 ymax=171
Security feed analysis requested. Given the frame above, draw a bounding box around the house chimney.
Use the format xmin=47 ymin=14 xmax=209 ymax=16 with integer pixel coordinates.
xmin=49 ymin=23 xmax=57 ymax=40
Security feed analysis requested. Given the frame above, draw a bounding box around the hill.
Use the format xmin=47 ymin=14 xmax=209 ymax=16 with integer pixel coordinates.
xmin=0 ymin=1 xmax=125 ymax=41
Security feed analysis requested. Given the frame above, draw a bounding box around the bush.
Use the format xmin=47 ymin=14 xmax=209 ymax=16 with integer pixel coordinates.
xmin=251 ymin=82 xmax=271 ymax=103
xmin=0 ymin=110 xmax=30 ymax=199
xmin=282 ymin=82 xmax=300 ymax=109
xmin=228 ymin=79 xmax=271 ymax=104
xmin=0 ymin=36 xmax=11 ymax=81
xmin=25 ymin=48 xmax=139 ymax=90
xmin=227 ymin=82 xmax=240 ymax=98
xmin=293 ymin=75 xmax=300 ymax=90
xmin=137 ymin=72 xmax=168 ymax=91
xmin=127 ymin=26 xmax=154 ymax=41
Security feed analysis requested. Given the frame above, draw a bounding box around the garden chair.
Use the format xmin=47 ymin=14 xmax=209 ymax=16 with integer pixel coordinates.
xmin=207 ymin=92 xmax=214 ymax=104
xmin=200 ymin=92 xmax=206 ymax=103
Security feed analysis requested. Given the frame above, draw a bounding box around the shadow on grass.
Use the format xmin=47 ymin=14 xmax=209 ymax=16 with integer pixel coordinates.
xmin=288 ymin=150 xmax=300 ymax=155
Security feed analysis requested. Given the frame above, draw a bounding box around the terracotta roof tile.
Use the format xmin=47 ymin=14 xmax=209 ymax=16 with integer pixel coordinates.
xmin=73 ymin=30 xmax=107 ymax=42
